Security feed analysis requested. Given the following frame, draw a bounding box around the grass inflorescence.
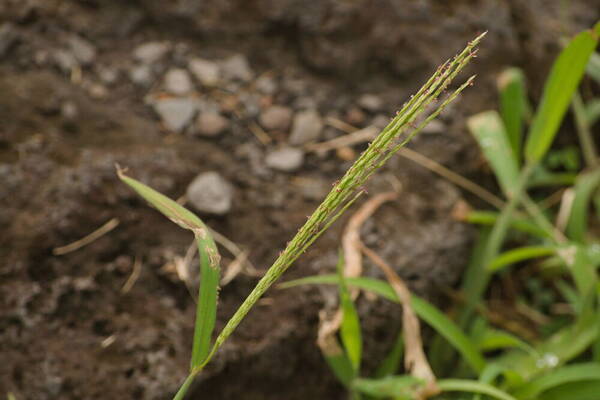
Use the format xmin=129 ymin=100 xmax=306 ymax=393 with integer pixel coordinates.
xmin=119 ymin=32 xmax=485 ymax=399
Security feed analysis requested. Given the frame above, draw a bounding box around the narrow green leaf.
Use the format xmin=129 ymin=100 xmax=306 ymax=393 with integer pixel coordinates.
xmin=487 ymin=246 xmax=556 ymax=272
xmin=497 ymin=67 xmax=530 ymax=161
xmin=525 ymin=26 xmax=599 ymax=163
xmin=337 ymin=253 xmax=362 ymax=373
xmin=528 ymin=166 xmax=577 ymax=187
xmin=543 ymin=380 xmax=600 ymax=400
xmin=437 ymin=379 xmax=517 ymax=400
xmin=568 ymin=244 xmax=598 ymax=298
xmin=352 ymin=375 xmax=423 ymax=399
xmin=477 ymin=328 xmax=537 ymax=356
xmin=374 ymin=331 xmax=404 ymax=378
xmin=324 ymin=350 xmax=356 ymax=387
xmin=117 ymin=170 xmax=221 ymax=368
xmin=466 ymin=211 xmax=550 ymax=239
xmin=566 ymin=168 xmax=600 ymax=242
xmin=585 ymin=98 xmax=600 ymax=125
xmin=468 ymin=111 xmax=520 ymax=197
xmin=513 ymin=363 xmax=600 ymax=399
xmin=281 ymin=275 xmax=486 ymax=373
xmin=586 ymin=51 xmax=600 ymax=83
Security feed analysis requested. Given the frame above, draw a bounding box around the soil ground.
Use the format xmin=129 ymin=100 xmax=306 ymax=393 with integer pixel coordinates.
xmin=1 ymin=1 xmax=598 ymax=399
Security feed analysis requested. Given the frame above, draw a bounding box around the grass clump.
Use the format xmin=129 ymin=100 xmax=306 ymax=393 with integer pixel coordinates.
xmin=284 ymin=21 xmax=600 ymax=400
xmin=118 ymin=32 xmax=485 ymax=399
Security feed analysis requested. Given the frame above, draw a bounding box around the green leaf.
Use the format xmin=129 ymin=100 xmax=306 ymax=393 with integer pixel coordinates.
xmin=118 ymin=170 xmax=221 ymax=368
xmin=525 ymin=26 xmax=599 ymax=163
xmin=281 ymin=275 xmax=486 ymax=373
xmin=477 ymin=328 xmax=537 ymax=356
xmin=568 ymin=244 xmax=598 ymax=298
xmin=585 ymin=98 xmax=600 ymax=125
xmin=586 ymin=51 xmax=600 ymax=83
xmin=543 ymin=380 xmax=600 ymax=400
xmin=437 ymin=379 xmax=517 ymax=400
xmin=374 ymin=330 xmax=404 ymax=378
xmin=497 ymin=67 xmax=530 ymax=161
xmin=468 ymin=111 xmax=520 ymax=197
xmin=512 ymin=363 xmax=600 ymax=399
xmin=323 ymin=350 xmax=356 ymax=387
xmin=466 ymin=211 xmax=550 ymax=239
xmin=566 ymin=168 xmax=600 ymax=242
xmin=337 ymin=252 xmax=362 ymax=373
xmin=352 ymin=376 xmax=423 ymax=399
xmin=487 ymin=246 xmax=556 ymax=272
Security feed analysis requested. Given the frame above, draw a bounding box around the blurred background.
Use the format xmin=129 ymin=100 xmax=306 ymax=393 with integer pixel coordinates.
xmin=1 ymin=1 xmax=599 ymax=399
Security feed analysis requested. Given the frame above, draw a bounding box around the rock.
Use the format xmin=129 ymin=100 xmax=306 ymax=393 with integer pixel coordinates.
xmin=289 ymin=109 xmax=323 ymax=145
xmin=67 ymin=35 xmax=96 ymax=66
xmin=259 ymin=105 xmax=293 ymax=131
xmin=0 ymin=23 xmax=19 ymax=59
xmin=151 ymin=97 xmax=197 ymax=132
xmin=186 ymin=172 xmax=234 ymax=215
xmin=358 ymin=94 xmax=383 ymax=111
xmin=221 ymin=54 xmax=253 ymax=82
xmin=133 ymin=41 xmax=170 ymax=64
xmin=345 ymin=107 xmax=366 ymax=126
xmin=195 ymin=112 xmax=228 ymax=137
xmin=255 ymin=75 xmax=277 ymax=94
xmin=129 ymin=64 xmax=153 ymax=87
xmin=188 ymin=58 xmax=220 ymax=86
xmin=53 ymin=50 xmax=78 ymax=73
xmin=265 ymin=147 xmax=305 ymax=172
xmin=97 ymin=66 xmax=119 ymax=85
xmin=421 ymin=119 xmax=445 ymax=135
xmin=163 ymin=68 xmax=193 ymax=95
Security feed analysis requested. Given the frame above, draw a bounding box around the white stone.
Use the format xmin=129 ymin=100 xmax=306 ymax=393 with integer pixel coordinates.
xmin=186 ymin=172 xmax=234 ymax=215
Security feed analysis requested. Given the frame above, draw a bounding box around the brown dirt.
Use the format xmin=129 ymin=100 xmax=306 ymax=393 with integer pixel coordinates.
xmin=1 ymin=1 xmax=598 ymax=399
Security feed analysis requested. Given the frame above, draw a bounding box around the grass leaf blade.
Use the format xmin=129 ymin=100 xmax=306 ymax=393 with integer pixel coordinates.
xmin=117 ymin=169 xmax=221 ymax=369
xmin=467 ymin=111 xmax=520 ymax=197
xmin=525 ymin=26 xmax=599 ymax=163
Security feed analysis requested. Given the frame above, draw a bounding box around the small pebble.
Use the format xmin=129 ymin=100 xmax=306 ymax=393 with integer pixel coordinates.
xmin=358 ymin=94 xmax=383 ymax=111
xmin=163 ymin=68 xmax=194 ymax=95
xmin=255 ymin=75 xmax=277 ymax=94
xmin=421 ymin=119 xmax=445 ymax=134
xmin=152 ymin=97 xmax=197 ymax=132
xmin=265 ymin=147 xmax=305 ymax=172
xmin=259 ymin=105 xmax=293 ymax=131
xmin=0 ymin=23 xmax=19 ymax=59
xmin=186 ymin=172 xmax=234 ymax=215
xmin=345 ymin=106 xmax=366 ymax=126
xmin=195 ymin=112 xmax=228 ymax=137
xmin=289 ymin=109 xmax=323 ymax=145
xmin=129 ymin=64 xmax=153 ymax=87
xmin=221 ymin=54 xmax=253 ymax=82
xmin=133 ymin=41 xmax=170 ymax=64
xmin=67 ymin=35 xmax=96 ymax=65
xmin=188 ymin=57 xmax=220 ymax=86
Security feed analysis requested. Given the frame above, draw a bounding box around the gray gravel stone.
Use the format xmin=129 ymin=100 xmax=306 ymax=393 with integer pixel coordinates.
xmin=152 ymin=97 xmax=197 ymax=132
xmin=221 ymin=54 xmax=253 ymax=82
xmin=67 ymin=35 xmax=96 ymax=65
xmin=259 ymin=105 xmax=293 ymax=131
xmin=265 ymin=147 xmax=305 ymax=172
xmin=421 ymin=119 xmax=445 ymax=135
xmin=0 ymin=23 xmax=19 ymax=59
xmin=163 ymin=68 xmax=194 ymax=95
xmin=289 ymin=109 xmax=323 ymax=145
xmin=186 ymin=171 xmax=234 ymax=215
xmin=195 ymin=112 xmax=228 ymax=137
xmin=129 ymin=64 xmax=153 ymax=87
xmin=133 ymin=41 xmax=170 ymax=64
xmin=358 ymin=94 xmax=383 ymax=111
xmin=188 ymin=58 xmax=220 ymax=86
xmin=53 ymin=50 xmax=78 ymax=73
